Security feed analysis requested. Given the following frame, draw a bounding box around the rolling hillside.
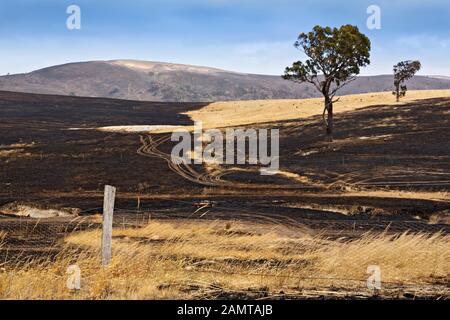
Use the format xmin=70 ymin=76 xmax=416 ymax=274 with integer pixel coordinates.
xmin=1 ymin=60 xmax=450 ymax=102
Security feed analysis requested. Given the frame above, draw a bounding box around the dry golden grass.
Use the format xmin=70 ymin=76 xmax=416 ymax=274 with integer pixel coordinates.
xmin=0 ymin=220 xmax=448 ymax=299
xmin=0 ymin=231 xmax=6 ymax=245
xmin=95 ymin=90 xmax=450 ymax=134
xmin=183 ymin=90 xmax=450 ymax=130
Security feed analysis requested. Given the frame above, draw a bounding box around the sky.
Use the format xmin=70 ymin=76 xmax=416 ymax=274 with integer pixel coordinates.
xmin=0 ymin=0 xmax=449 ymax=76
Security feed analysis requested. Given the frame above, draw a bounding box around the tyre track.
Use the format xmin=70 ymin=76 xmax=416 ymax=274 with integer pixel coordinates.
xmin=137 ymin=134 xmax=315 ymax=190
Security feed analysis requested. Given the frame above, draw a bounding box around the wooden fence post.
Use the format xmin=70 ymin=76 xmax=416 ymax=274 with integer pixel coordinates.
xmin=102 ymin=185 xmax=116 ymax=267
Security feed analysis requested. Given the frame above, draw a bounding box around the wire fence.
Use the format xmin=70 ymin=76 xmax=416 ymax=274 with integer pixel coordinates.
xmin=0 ymin=197 xmax=448 ymax=299
xmin=0 ymin=221 xmax=448 ymax=298
xmin=1 ymin=199 xmax=448 ymax=253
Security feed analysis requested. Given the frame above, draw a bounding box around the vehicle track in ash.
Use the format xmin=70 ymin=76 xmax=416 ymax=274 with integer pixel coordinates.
xmin=137 ymin=134 xmax=315 ymax=190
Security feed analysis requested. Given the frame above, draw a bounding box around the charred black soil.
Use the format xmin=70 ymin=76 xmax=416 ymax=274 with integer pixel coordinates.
xmin=0 ymin=90 xmax=449 ymax=247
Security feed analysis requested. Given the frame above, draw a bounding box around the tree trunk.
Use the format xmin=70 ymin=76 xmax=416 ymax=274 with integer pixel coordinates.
xmin=395 ymin=83 xmax=400 ymax=102
xmin=324 ymin=97 xmax=333 ymax=142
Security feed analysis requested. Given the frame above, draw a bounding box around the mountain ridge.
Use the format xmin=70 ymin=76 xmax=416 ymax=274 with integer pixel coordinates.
xmin=1 ymin=59 xmax=450 ymax=102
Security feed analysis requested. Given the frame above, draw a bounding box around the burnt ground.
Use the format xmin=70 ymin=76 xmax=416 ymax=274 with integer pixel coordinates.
xmin=0 ymin=90 xmax=449 ymax=257
xmin=280 ymin=97 xmax=450 ymax=190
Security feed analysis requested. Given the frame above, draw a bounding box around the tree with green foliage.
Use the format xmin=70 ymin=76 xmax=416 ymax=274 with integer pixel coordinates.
xmin=283 ymin=25 xmax=371 ymax=142
xmin=392 ymin=60 xmax=421 ymax=102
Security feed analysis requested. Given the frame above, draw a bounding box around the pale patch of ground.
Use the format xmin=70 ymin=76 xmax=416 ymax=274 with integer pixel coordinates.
xmin=0 ymin=143 xmax=35 ymax=158
xmin=296 ymin=150 xmax=320 ymax=156
xmin=82 ymin=125 xmax=184 ymax=133
xmin=109 ymin=60 xmax=230 ymax=75
xmin=0 ymin=149 xmax=30 ymax=158
xmin=0 ymin=203 xmax=79 ymax=218
xmin=275 ymin=170 xmax=316 ymax=185
xmin=66 ymin=124 xmax=185 ymax=133
xmin=358 ymin=134 xmax=393 ymax=141
xmin=284 ymin=203 xmax=351 ymax=215
xmin=0 ymin=143 xmax=34 ymax=149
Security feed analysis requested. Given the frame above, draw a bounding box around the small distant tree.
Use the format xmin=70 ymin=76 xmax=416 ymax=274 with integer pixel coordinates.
xmin=392 ymin=60 xmax=421 ymax=102
xmin=283 ymin=25 xmax=371 ymax=142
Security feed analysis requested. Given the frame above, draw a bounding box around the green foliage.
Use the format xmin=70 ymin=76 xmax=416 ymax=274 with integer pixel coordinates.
xmin=392 ymin=60 xmax=421 ymax=100
xmin=282 ymin=25 xmax=371 ymax=141
xmin=283 ymin=25 xmax=371 ymax=99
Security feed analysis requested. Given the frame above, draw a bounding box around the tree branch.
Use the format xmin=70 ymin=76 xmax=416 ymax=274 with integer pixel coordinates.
xmin=330 ymin=76 xmax=356 ymax=98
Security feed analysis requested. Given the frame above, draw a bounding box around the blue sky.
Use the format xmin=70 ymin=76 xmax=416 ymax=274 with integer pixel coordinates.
xmin=0 ymin=0 xmax=449 ymax=76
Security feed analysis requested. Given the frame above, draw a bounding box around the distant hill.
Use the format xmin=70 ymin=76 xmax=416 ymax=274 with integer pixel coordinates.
xmin=1 ymin=60 xmax=450 ymax=102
